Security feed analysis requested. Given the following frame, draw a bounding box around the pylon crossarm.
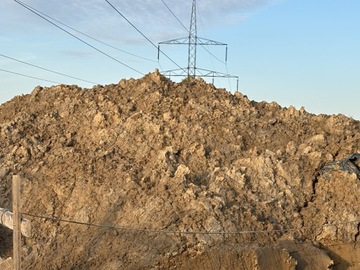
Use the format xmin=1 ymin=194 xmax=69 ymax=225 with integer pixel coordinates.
xmin=160 ymin=67 xmax=238 ymax=79
xmin=196 ymin=68 xmax=238 ymax=79
xmin=159 ymin=37 xmax=189 ymax=45
xmin=197 ymin=37 xmax=227 ymax=46
xmin=160 ymin=68 xmax=189 ymax=76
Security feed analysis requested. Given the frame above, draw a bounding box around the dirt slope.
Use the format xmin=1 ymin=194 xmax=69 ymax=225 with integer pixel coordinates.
xmin=0 ymin=70 xmax=359 ymax=269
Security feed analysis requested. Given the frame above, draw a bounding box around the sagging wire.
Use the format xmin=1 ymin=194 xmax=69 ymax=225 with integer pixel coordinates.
xmin=14 ymin=0 xmax=145 ymax=76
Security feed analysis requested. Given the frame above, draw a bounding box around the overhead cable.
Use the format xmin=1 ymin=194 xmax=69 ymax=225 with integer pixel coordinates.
xmin=105 ymin=0 xmax=186 ymax=73
xmin=15 ymin=4 xmax=157 ymax=63
xmin=14 ymin=0 xmax=144 ymax=76
xmin=161 ymin=0 xmax=188 ymax=31
xmin=0 ymin=68 xmax=61 ymax=84
xmin=0 ymin=53 xmax=99 ymax=85
xmin=197 ymin=9 xmax=227 ymax=65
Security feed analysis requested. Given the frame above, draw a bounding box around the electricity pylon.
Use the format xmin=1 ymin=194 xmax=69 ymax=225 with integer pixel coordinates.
xmin=158 ymin=0 xmax=238 ymax=89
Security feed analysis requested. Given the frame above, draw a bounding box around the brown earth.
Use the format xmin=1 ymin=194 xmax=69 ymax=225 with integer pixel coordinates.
xmin=0 ymin=70 xmax=359 ymax=269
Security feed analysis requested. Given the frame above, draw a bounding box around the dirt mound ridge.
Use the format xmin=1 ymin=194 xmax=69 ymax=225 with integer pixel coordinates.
xmin=0 ymin=70 xmax=359 ymax=269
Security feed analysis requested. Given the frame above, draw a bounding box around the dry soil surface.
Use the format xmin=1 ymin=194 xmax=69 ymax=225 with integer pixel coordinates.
xmin=0 ymin=71 xmax=359 ymax=269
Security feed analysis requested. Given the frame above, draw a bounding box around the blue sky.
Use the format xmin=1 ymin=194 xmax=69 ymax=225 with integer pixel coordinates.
xmin=0 ymin=0 xmax=359 ymax=119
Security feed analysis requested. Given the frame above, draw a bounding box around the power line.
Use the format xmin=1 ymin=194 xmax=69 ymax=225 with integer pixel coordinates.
xmin=0 ymin=53 xmax=99 ymax=85
xmin=22 ymin=211 xmax=360 ymax=236
xmin=196 ymin=5 xmax=227 ymax=65
xmin=202 ymin=45 xmax=227 ymax=65
xmin=161 ymin=0 xmax=188 ymax=32
xmin=105 ymin=0 xmax=186 ymax=73
xmin=0 ymin=68 xmax=62 ymax=84
xmin=15 ymin=3 xmax=157 ymax=64
xmin=14 ymin=0 xmax=145 ymax=76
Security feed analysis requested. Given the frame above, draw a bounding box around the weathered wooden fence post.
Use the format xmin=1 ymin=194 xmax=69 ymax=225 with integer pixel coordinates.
xmin=0 ymin=175 xmax=31 ymax=269
xmin=12 ymin=174 xmax=21 ymax=270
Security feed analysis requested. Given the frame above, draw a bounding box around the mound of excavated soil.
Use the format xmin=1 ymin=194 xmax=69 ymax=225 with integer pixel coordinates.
xmin=0 ymin=70 xmax=359 ymax=269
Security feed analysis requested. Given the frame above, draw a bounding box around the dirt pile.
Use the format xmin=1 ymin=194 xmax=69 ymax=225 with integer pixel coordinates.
xmin=0 ymin=70 xmax=359 ymax=269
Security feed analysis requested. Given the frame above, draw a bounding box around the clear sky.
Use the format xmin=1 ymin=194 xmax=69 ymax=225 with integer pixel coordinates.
xmin=1 ymin=0 xmax=359 ymax=120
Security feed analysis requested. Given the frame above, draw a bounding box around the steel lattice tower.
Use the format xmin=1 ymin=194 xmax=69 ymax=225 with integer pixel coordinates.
xmin=187 ymin=0 xmax=197 ymax=77
xmin=158 ymin=0 xmax=238 ymax=89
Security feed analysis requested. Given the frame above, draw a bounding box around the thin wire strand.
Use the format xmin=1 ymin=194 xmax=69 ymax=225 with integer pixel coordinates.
xmin=14 ymin=0 xmax=145 ymax=76
xmin=202 ymin=45 xmax=227 ymax=65
xmin=105 ymin=0 xmax=186 ymax=73
xmin=0 ymin=68 xmax=62 ymax=84
xmin=16 ymin=4 xmax=157 ymax=64
xmin=22 ymin=212 xmax=360 ymax=236
xmin=197 ymin=10 xmax=217 ymax=83
xmin=0 ymin=53 xmax=99 ymax=85
xmin=161 ymin=0 xmax=188 ymax=32
xmin=196 ymin=3 xmax=227 ymax=65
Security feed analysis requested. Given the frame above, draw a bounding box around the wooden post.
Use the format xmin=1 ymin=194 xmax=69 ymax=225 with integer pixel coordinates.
xmin=12 ymin=175 xmax=21 ymax=270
